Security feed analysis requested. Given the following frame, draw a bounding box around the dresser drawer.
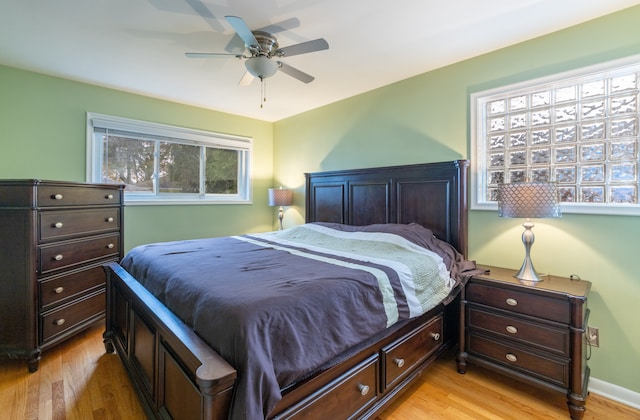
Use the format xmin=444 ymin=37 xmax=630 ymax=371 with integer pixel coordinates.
xmin=39 ymin=208 xmax=120 ymax=243
xmin=39 ymin=234 xmax=120 ymax=274
xmin=467 ymin=283 xmax=569 ymax=324
xmin=468 ymin=333 xmax=569 ymax=387
xmin=37 ymin=185 xmax=121 ymax=207
xmin=283 ymin=355 xmax=378 ymax=419
xmin=40 ymin=263 xmax=111 ymax=310
xmin=382 ymin=315 xmax=443 ymax=389
xmin=468 ymin=307 xmax=569 ymax=355
xmin=40 ymin=290 xmax=105 ymax=343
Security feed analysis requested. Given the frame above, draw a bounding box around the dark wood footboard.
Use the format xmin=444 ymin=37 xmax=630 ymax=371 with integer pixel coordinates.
xmin=103 ymin=262 xmax=237 ymax=419
xmin=105 ymin=260 xmax=461 ymax=420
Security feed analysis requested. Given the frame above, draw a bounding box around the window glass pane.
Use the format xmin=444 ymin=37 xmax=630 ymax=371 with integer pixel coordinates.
xmin=159 ymin=142 xmax=200 ymax=194
xmin=206 ymin=148 xmax=238 ymax=194
xmin=102 ymin=135 xmax=154 ymax=192
xmin=88 ymin=113 xmax=252 ymax=204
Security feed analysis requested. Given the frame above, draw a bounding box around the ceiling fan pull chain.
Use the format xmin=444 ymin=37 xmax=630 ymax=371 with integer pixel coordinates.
xmin=260 ymin=77 xmax=267 ymax=108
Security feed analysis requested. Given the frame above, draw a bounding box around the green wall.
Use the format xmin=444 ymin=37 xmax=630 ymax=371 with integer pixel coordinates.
xmin=274 ymin=7 xmax=640 ymax=394
xmin=1 ymin=5 xmax=639 ymax=397
xmin=0 ymin=65 xmax=275 ymax=250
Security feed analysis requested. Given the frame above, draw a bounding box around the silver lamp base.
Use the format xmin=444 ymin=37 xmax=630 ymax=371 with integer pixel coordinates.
xmin=514 ymin=255 xmax=543 ymax=282
xmin=277 ymin=206 xmax=284 ymax=230
xmin=514 ymin=220 xmax=544 ymax=283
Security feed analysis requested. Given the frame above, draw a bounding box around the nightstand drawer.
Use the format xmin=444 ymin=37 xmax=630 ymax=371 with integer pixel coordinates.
xmin=467 ymin=307 xmax=569 ymax=355
xmin=382 ymin=315 xmax=443 ymax=389
xmin=468 ymin=333 xmax=569 ymax=387
xmin=41 ymin=290 xmax=105 ymax=343
xmin=39 ymin=208 xmax=120 ymax=242
xmin=467 ymin=283 xmax=569 ymax=324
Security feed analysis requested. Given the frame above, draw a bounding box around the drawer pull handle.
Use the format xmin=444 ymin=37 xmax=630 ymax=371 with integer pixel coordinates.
xmin=54 ymin=222 xmax=64 ymax=229
xmin=54 ymin=254 xmax=64 ymax=261
xmin=506 ymin=353 xmax=518 ymax=362
xmin=506 ymin=325 xmax=518 ymax=334
xmin=52 ymin=193 xmax=63 ymax=200
xmin=393 ymin=357 xmax=405 ymax=368
xmin=54 ymin=319 xmax=66 ymax=326
xmin=357 ymin=384 xmax=370 ymax=396
xmin=430 ymin=332 xmax=441 ymax=341
xmin=105 ymin=194 xmax=114 ymax=200
xmin=54 ymin=287 xmax=64 ymax=294
xmin=506 ymin=298 xmax=518 ymax=306
xmin=107 ymin=243 xmax=115 ymax=249
xmin=106 ymin=217 xmax=114 ymax=223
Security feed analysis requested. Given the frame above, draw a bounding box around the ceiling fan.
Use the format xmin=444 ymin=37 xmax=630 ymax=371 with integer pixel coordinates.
xmin=186 ymin=15 xmax=329 ymax=86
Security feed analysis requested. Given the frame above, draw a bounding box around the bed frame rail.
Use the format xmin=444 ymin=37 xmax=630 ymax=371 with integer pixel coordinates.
xmin=103 ymin=262 xmax=237 ymax=419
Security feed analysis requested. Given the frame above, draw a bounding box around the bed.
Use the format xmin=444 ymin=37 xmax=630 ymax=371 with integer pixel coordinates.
xmin=103 ymin=159 xmax=473 ymax=419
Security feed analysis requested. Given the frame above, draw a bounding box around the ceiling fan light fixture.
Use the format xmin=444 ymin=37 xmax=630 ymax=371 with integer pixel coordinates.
xmin=245 ymin=56 xmax=278 ymax=79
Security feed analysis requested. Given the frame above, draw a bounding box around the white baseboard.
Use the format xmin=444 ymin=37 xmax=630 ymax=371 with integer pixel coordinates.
xmin=589 ymin=376 xmax=640 ymax=410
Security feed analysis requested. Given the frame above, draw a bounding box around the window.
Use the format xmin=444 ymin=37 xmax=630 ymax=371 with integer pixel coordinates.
xmin=471 ymin=55 xmax=640 ymax=216
xmin=87 ymin=113 xmax=252 ymax=205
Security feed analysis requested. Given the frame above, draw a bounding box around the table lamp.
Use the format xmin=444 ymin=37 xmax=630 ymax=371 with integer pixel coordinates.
xmin=268 ymin=187 xmax=293 ymax=230
xmin=498 ymin=182 xmax=561 ymax=282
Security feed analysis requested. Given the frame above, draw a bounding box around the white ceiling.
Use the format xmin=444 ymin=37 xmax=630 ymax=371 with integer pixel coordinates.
xmin=1 ymin=0 xmax=639 ymax=122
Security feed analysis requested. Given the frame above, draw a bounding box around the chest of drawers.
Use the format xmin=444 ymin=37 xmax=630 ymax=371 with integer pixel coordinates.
xmin=0 ymin=180 xmax=124 ymax=372
xmin=457 ymin=266 xmax=591 ymax=420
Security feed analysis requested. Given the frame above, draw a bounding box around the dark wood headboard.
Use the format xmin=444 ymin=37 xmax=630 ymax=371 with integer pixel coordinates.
xmin=305 ymin=160 xmax=468 ymax=256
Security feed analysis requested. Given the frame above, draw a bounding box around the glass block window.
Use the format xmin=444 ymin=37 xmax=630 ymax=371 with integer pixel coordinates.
xmin=472 ymin=55 xmax=640 ymax=216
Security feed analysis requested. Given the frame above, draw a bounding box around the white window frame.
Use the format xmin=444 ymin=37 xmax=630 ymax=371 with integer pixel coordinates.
xmin=86 ymin=113 xmax=252 ymax=205
xmin=471 ymin=54 xmax=640 ymax=216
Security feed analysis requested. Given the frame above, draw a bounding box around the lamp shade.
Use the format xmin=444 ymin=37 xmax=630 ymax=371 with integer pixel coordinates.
xmin=498 ymin=182 xmax=561 ymax=219
xmin=268 ymin=188 xmax=293 ymax=207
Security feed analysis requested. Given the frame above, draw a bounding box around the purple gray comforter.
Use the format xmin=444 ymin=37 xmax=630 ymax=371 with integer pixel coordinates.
xmin=120 ymin=222 xmax=475 ymax=419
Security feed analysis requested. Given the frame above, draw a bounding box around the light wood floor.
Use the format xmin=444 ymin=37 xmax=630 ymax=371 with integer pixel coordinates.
xmin=1 ymin=323 xmax=638 ymax=420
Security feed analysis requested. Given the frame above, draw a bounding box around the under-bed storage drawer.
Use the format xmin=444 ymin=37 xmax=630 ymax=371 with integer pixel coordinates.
xmin=382 ymin=314 xmax=443 ymax=390
xmin=280 ymin=354 xmax=379 ymax=419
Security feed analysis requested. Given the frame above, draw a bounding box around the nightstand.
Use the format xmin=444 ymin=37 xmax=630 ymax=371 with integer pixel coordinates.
xmin=457 ymin=265 xmax=591 ymax=420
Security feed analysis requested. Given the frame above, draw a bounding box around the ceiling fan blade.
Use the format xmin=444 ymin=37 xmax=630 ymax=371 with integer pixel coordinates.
xmin=276 ymin=38 xmax=329 ymax=57
xmin=185 ymin=52 xmax=246 ymax=58
xmin=225 ymin=15 xmax=260 ymax=50
xmin=224 ymin=18 xmax=301 ymax=53
xmin=259 ymin=17 xmax=300 ymax=35
xmin=277 ymin=62 xmax=315 ymax=83
xmin=224 ymin=34 xmax=246 ymax=53
xmin=238 ymin=71 xmax=254 ymax=86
